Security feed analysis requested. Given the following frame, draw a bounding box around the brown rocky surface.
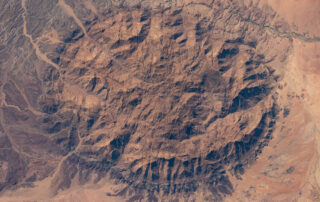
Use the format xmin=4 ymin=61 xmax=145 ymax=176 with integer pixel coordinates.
xmin=0 ymin=0 xmax=319 ymax=201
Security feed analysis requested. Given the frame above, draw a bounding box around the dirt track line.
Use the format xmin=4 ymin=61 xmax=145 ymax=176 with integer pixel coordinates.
xmin=21 ymin=0 xmax=61 ymax=70
xmin=58 ymin=0 xmax=88 ymax=36
xmin=238 ymin=13 xmax=320 ymax=43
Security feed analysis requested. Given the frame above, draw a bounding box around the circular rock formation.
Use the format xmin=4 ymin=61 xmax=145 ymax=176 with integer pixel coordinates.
xmin=35 ymin=0 xmax=291 ymax=200
xmin=0 ymin=0 xmax=299 ymax=201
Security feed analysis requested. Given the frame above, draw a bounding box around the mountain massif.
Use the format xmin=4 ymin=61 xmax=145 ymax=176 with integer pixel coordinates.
xmin=0 ymin=0 xmax=319 ymax=201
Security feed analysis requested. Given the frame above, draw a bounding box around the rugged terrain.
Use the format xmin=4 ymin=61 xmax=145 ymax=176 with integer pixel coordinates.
xmin=0 ymin=0 xmax=319 ymax=201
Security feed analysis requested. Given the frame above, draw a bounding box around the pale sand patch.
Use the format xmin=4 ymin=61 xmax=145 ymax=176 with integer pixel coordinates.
xmin=264 ymin=0 xmax=320 ymax=38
